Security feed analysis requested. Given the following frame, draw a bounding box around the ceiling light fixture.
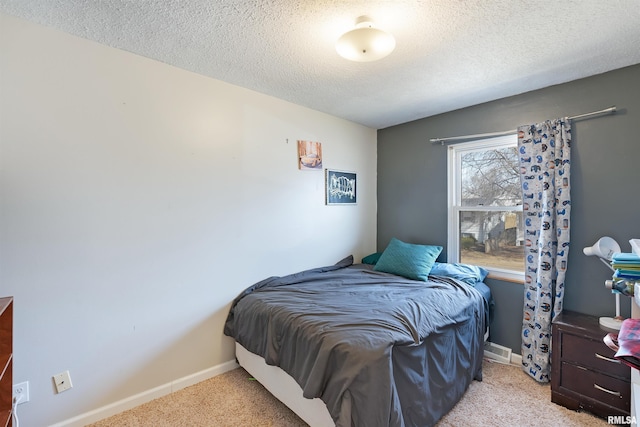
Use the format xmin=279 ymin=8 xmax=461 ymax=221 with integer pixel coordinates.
xmin=336 ymin=16 xmax=396 ymax=62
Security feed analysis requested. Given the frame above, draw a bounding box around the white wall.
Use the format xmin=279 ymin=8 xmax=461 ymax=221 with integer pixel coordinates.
xmin=0 ymin=14 xmax=377 ymax=426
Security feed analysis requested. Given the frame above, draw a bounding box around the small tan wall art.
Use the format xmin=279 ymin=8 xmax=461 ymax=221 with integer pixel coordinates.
xmin=297 ymin=140 xmax=323 ymax=170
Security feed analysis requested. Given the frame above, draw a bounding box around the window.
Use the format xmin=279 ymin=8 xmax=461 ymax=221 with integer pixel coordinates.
xmin=447 ymin=135 xmax=524 ymax=281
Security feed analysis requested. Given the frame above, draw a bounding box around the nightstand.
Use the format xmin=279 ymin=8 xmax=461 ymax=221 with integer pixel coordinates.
xmin=551 ymin=310 xmax=630 ymax=418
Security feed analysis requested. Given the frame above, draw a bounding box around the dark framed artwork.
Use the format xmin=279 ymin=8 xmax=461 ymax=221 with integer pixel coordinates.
xmin=325 ymin=169 xmax=357 ymax=205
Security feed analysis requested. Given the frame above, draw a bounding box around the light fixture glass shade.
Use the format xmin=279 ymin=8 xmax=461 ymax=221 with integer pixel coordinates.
xmin=336 ymin=17 xmax=395 ymax=62
xmin=583 ymin=236 xmax=621 ymax=261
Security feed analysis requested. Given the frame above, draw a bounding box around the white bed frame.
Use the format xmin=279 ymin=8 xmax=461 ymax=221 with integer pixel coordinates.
xmin=235 ymin=342 xmax=334 ymax=427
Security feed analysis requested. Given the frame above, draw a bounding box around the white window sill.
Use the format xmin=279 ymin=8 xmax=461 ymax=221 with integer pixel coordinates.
xmin=486 ymin=270 xmax=524 ymax=284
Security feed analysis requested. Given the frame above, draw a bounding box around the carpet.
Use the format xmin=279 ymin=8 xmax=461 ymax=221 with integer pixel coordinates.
xmin=88 ymin=359 xmax=608 ymax=426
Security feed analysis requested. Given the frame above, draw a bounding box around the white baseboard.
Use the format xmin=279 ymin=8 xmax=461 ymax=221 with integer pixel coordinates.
xmin=510 ymin=352 xmax=522 ymax=366
xmin=49 ymin=360 xmax=239 ymax=427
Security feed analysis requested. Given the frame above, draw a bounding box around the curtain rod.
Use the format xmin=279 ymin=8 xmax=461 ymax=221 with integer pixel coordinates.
xmin=429 ymin=106 xmax=617 ymax=145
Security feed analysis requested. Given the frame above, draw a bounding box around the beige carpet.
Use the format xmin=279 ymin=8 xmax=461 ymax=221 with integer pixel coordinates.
xmin=88 ymin=359 xmax=608 ymax=427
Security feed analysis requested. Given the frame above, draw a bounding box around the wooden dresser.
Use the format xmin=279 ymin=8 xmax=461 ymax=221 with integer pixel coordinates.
xmin=551 ymin=310 xmax=630 ymax=418
xmin=0 ymin=297 xmax=12 ymax=427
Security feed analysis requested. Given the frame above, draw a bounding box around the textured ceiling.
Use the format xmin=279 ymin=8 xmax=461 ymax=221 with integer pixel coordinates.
xmin=2 ymin=0 xmax=640 ymax=129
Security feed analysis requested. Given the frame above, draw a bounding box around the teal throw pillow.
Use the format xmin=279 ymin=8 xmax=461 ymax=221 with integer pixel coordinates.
xmin=361 ymin=252 xmax=383 ymax=265
xmin=374 ymin=238 xmax=442 ymax=281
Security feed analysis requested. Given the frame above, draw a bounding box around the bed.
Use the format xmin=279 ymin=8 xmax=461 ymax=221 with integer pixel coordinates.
xmin=224 ymin=246 xmax=492 ymax=427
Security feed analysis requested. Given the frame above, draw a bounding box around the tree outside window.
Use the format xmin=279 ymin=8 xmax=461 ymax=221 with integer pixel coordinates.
xmin=448 ymin=135 xmax=524 ymax=281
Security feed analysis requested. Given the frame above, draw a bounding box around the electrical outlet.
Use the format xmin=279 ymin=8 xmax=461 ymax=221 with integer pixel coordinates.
xmin=53 ymin=370 xmax=73 ymax=393
xmin=13 ymin=381 xmax=29 ymax=404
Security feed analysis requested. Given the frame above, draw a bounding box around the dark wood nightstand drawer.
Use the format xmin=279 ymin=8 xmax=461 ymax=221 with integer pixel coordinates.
xmin=562 ymin=333 xmax=631 ymax=379
xmin=560 ymin=362 xmax=630 ymax=412
xmin=552 ymin=311 xmax=631 ymax=418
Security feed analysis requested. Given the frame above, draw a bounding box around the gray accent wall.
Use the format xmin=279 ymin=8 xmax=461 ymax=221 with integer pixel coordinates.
xmin=377 ymin=64 xmax=640 ymax=353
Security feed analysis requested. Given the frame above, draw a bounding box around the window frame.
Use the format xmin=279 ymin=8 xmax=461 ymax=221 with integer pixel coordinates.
xmin=447 ymin=134 xmax=524 ymax=283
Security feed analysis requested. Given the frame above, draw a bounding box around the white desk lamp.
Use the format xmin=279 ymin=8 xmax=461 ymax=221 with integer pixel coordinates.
xmin=584 ymin=236 xmax=622 ymax=330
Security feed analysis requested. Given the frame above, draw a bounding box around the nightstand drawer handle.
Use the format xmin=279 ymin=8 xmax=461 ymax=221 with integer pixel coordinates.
xmin=594 ymin=383 xmax=622 ymax=397
xmin=595 ymin=352 xmax=621 ymax=364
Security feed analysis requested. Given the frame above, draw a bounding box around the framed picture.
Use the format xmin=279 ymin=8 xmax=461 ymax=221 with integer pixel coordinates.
xmin=325 ymin=169 xmax=357 ymax=205
xmin=297 ymin=140 xmax=323 ymax=170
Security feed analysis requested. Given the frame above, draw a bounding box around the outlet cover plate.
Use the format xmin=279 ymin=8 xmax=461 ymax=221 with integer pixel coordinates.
xmin=53 ymin=370 xmax=73 ymax=393
xmin=13 ymin=381 xmax=29 ymax=404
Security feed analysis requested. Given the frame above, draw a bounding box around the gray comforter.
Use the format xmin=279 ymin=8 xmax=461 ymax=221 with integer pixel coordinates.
xmin=224 ymin=256 xmax=485 ymax=427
